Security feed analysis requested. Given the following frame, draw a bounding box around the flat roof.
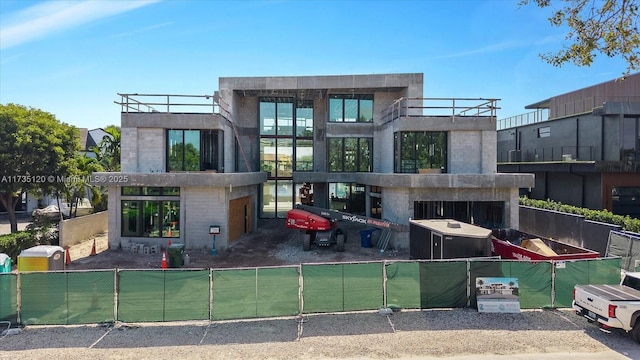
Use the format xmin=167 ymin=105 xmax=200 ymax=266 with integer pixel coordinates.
xmin=410 ymin=219 xmax=491 ymax=238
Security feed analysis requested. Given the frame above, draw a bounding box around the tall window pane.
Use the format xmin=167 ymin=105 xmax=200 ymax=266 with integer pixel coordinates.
xmin=260 ymin=138 xmax=276 ymax=177
xmin=296 ymin=139 xmax=313 ymax=171
xmin=183 ymin=130 xmax=200 ymax=171
xmin=262 ymin=181 xmax=276 ymax=218
xmin=260 ymin=102 xmax=276 ymax=135
xmin=162 ymin=201 xmax=180 ymax=238
xmin=344 ymin=99 xmax=358 ymax=122
xmin=329 ymin=98 xmax=343 ymax=122
xmin=277 ymin=102 xmax=293 ymax=136
xmin=276 ymin=180 xmax=293 ymax=218
xmin=401 ymin=132 xmax=416 ymax=173
xmin=328 ymin=138 xmax=343 ymax=171
xmin=276 ymin=138 xmax=293 ymax=177
xmin=167 ymin=130 xmax=183 ymax=171
xmin=142 ymin=201 xmax=160 ymax=237
xmin=121 ymin=201 xmax=139 ymax=237
xmin=344 ymin=138 xmax=357 ymax=171
xmin=359 ymin=138 xmax=371 ymax=172
xmin=296 ymin=101 xmax=313 ymax=137
xmin=359 ymin=98 xmax=373 ymax=122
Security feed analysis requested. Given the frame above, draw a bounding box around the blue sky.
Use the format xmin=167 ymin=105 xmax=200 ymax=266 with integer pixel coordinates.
xmin=0 ymin=0 xmax=629 ymax=130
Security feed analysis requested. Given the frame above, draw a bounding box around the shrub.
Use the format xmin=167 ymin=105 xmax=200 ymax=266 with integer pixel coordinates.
xmin=0 ymin=231 xmax=39 ymax=263
xmin=519 ymin=197 xmax=640 ymax=233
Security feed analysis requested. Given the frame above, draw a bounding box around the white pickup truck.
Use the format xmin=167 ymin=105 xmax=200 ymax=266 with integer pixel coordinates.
xmin=573 ymin=272 xmax=640 ymax=343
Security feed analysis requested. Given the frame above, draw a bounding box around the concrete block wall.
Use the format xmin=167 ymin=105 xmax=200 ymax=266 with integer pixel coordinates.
xmin=59 ymin=211 xmax=108 ymax=248
xmin=449 ymin=131 xmax=482 ymax=173
xmin=120 ymin=127 xmax=137 ymax=172
xmin=481 ymin=131 xmax=497 ymax=173
xmin=184 ymin=187 xmax=227 ymax=250
xmin=137 ymin=128 xmax=165 ymax=173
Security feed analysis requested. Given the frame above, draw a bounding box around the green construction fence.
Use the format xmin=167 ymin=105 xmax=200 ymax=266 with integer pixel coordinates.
xmin=0 ymin=257 xmax=625 ymax=325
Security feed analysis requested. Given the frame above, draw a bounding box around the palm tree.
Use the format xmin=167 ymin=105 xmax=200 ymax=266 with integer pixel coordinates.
xmin=93 ymin=125 xmax=121 ymax=172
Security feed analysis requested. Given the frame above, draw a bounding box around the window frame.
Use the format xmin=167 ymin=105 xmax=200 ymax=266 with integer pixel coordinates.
xmin=328 ymin=94 xmax=374 ymax=123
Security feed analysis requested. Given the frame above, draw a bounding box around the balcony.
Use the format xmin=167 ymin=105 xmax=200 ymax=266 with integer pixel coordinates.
xmin=381 ymin=97 xmax=499 ymax=124
xmin=498 ymin=146 xmax=595 ymax=163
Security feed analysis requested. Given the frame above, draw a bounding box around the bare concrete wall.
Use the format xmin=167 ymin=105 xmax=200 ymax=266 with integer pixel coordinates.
xmin=59 ymin=211 xmax=108 ymax=248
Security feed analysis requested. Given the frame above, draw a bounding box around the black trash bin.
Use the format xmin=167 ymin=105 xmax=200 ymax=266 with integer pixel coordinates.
xmin=167 ymin=243 xmax=185 ymax=268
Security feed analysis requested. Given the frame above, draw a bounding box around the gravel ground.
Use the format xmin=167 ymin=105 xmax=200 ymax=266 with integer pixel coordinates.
xmin=1 ymin=308 xmax=639 ymax=359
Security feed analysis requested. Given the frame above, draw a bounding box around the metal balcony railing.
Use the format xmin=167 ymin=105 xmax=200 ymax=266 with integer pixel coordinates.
xmin=115 ymin=93 xmax=223 ymax=115
xmin=380 ymin=97 xmax=499 ymax=124
xmin=497 ymin=109 xmax=549 ymax=130
xmin=498 ymin=146 xmax=595 ymax=163
xmin=498 ymin=96 xmax=640 ymax=130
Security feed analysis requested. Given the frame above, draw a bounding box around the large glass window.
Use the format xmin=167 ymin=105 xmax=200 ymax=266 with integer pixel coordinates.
xmin=121 ymin=187 xmax=180 ymax=238
xmin=329 ymin=183 xmax=366 ymax=215
xmin=263 ymin=180 xmax=295 ymax=218
xmin=329 ymin=94 xmax=373 ymax=122
xmin=167 ymin=129 xmax=221 ymax=172
xmin=260 ymin=98 xmax=314 ymax=217
xmin=395 ymin=131 xmax=447 ymax=173
xmin=328 ymin=138 xmax=372 ymax=172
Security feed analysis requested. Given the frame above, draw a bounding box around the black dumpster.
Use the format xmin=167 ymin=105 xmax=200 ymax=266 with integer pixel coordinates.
xmin=167 ymin=243 xmax=185 ymax=268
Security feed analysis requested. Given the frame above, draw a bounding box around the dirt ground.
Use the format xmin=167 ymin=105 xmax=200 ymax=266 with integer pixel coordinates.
xmin=65 ymin=220 xmax=410 ymax=270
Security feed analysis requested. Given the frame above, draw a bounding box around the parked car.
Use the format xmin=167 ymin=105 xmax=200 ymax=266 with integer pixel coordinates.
xmin=573 ymin=272 xmax=640 ymax=343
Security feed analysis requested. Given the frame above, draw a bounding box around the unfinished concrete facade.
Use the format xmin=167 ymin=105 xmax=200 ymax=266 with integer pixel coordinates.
xmin=93 ymin=73 xmax=533 ymax=252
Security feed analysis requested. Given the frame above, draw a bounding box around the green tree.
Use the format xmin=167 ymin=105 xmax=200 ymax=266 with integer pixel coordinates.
xmin=65 ymin=155 xmax=104 ymax=217
xmin=0 ymin=103 xmax=79 ymax=232
xmin=520 ymin=0 xmax=640 ymax=76
xmin=93 ymin=125 xmax=121 ymax=172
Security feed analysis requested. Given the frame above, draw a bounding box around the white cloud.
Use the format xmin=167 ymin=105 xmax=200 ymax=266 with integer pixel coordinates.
xmin=1 ymin=0 xmax=159 ymax=49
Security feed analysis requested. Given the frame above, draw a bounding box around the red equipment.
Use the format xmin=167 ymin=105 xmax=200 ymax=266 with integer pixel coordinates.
xmin=285 ymin=204 xmax=408 ymax=252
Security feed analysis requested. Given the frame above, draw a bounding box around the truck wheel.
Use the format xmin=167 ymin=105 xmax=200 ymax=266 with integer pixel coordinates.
xmin=303 ymin=234 xmax=311 ymax=251
xmin=631 ymin=320 xmax=640 ymax=343
xmin=336 ymin=233 xmax=345 ymax=252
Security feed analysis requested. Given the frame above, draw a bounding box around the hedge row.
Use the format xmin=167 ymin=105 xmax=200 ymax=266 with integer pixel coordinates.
xmin=519 ymin=197 xmax=640 ymax=234
xmin=0 ymin=231 xmax=40 ymax=262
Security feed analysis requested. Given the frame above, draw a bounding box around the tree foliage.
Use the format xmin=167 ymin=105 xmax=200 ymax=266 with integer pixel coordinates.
xmin=0 ymin=103 xmax=79 ymax=232
xmin=520 ymin=0 xmax=640 ymax=76
xmin=93 ymin=125 xmax=121 ymax=172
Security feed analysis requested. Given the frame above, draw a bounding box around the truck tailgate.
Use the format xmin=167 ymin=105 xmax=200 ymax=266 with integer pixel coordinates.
xmin=579 ymin=284 xmax=640 ymax=301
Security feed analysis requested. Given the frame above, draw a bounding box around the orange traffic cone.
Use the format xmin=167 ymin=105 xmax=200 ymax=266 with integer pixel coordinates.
xmin=167 ymin=227 xmax=172 ymax=237
xmin=65 ymin=246 xmax=71 ymax=265
xmin=161 ymin=251 xmax=168 ymax=269
xmin=90 ymin=239 xmax=97 ymax=256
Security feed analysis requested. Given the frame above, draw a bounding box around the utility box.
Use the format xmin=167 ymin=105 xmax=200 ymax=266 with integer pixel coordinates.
xmin=168 ymin=243 xmax=185 ymax=268
xmin=0 ymin=253 xmax=11 ymax=273
xmin=17 ymin=245 xmax=65 ymax=272
xmin=409 ymin=219 xmax=492 ymax=260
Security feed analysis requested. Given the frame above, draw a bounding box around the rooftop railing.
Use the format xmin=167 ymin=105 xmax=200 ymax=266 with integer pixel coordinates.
xmin=115 ymin=93 xmax=224 ymax=115
xmin=498 ymin=96 xmax=640 ymax=130
xmin=380 ymin=97 xmax=499 ymax=124
xmin=498 ymin=109 xmax=549 ymax=130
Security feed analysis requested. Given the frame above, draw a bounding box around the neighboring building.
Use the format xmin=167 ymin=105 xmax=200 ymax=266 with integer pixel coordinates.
xmin=83 ymin=128 xmax=114 ymax=158
xmin=497 ymin=73 xmax=640 ymax=218
xmin=92 ymin=73 xmax=533 ymax=252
